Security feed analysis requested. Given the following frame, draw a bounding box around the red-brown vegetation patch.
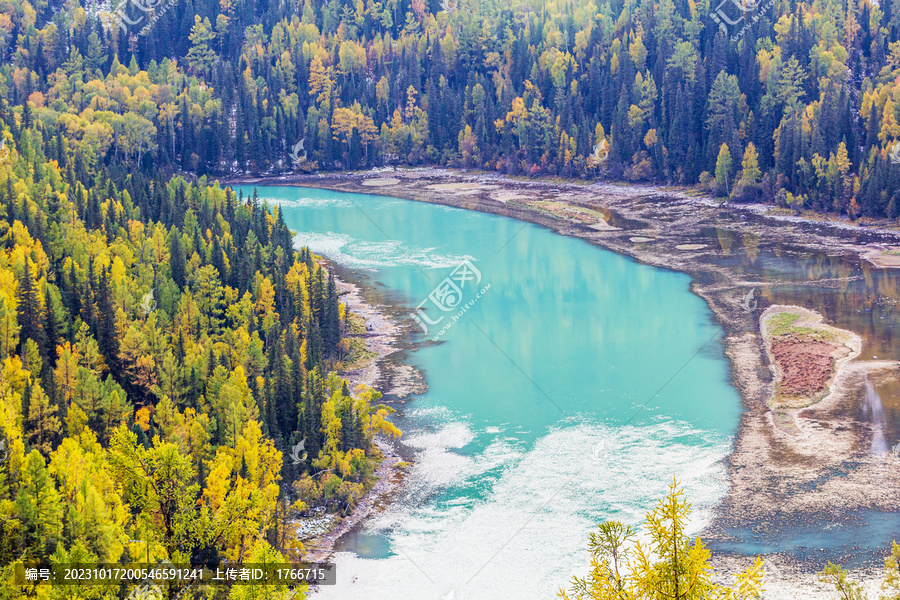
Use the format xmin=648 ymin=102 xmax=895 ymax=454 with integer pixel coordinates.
xmin=770 ymin=335 xmax=849 ymax=396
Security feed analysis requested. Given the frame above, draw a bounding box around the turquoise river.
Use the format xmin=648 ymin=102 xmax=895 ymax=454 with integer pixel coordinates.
xmin=235 ymin=184 xmax=743 ymax=600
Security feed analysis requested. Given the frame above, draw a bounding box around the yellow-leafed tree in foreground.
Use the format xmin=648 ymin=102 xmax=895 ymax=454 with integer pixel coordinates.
xmin=560 ymin=479 xmax=764 ymax=600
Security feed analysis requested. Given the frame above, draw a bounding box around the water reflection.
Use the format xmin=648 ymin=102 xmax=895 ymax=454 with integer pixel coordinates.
xmin=863 ymin=376 xmax=889 ymax=456
xmin=688 ymin=227 xmax=900 ymax=447
xmin=687 ymin=223 xmax=900 ymax=564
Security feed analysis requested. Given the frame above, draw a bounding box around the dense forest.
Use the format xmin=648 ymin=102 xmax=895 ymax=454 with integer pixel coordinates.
xmin=0 ymin=125 xmax=401 ymax=596
xmin=2 ymin=0 xmax=900 ymax=216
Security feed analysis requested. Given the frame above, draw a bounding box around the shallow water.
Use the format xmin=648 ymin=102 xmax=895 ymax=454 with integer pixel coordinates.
xmin=696 ymin=227 xmax=900 ymax=447
xmin=236 ymin=184 xmax=741 ymax=599
xmin=685 ymin=224 xmax=900 ymax=566
xmin=718 ymin=509 xmax=900 ymax=568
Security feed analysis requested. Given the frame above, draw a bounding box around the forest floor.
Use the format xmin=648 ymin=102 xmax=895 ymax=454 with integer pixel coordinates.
xmin=230 ymin=167 xmax=900 ymax=595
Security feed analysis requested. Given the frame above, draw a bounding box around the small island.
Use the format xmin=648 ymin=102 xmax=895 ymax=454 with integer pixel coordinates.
xmin=760 ymin=305 xmax=861 ymax=409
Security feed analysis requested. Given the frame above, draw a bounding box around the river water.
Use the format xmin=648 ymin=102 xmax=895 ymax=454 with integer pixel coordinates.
xmin=238 ymin=186 xmax=900 ymax=600
xmin=235 ymin=184 xmax=899 ymax=597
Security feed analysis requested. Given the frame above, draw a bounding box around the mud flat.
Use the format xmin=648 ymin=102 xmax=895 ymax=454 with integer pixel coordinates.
xmin=862 ymin=245 xmax=900 ymax=268
xmin=360 ymin=177 xmax=400 ymax=187
xmin=231 ymin=168 xmax=900 ymax=589
xmin=334 ymin=275 xmax=426 ymax=399
xmin=720 ymin=304 xmax=900 ymax=525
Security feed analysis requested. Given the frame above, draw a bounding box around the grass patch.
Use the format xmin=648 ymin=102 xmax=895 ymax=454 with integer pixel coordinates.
xmin=346 ymin=312 xmax=369 ymax=335
xmin=766 ymin=207 xmax=833 ymax=221
xmin=765 ymin=311 xmax=837 ymax=342
xmin=527 ymin=200 xmax=607 ymax=222
xmin=766 ymin=312 xmax=801 ymax=336
xmin=342 ymin=338 xmax=377 ymax=370
xmin=770 ymin=409 xmax=794 ymax=425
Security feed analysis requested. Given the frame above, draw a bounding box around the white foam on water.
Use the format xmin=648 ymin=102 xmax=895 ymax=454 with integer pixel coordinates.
xmin=292 ymin=231 xmax=473 ymax=270
xmin=259 ymin=193 xmax=356 ymax=209
xmin=317 ymin=418 xmax=731 ymax=600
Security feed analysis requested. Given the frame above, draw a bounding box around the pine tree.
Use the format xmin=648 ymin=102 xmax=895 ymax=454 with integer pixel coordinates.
xmin=741 ymin=142 xmax=761 ymax=185
xmin=323 ymin=271 xmax=341 ymax=358
xmin=186 ymin=16 xmax=217 ymax=77
xmin=24 ymin=382 xmax=61 ymax=456
xmin=303 ymin=369 xmax=323 ymax=460
xmin=15 ymin=450 xmax=63 ymax=558
xmin=561 ymin=479 xmax=764 ymax=600
xmin=16 ymin=261 xmax=47 ymax=356
xmin=63 ymin=260 xmax=81 ymax=315
xmin=95 ymin=269 xmax=118 ymax=368
xmin=305 ymin=320 xmax=323 ymax=372
xmin=0 ymin=294 xmax=20 ymax=359
xmin=169 ymin=227 xmax=187 ymax=288
xmin=211 ymin=234 xmax=227 ymax=281
xmin=80 ymin=276 xmax=95 ymax=330
xmin=84 ymin=32 xmax=107 ymax=74
xmin=42 ymin=285 xmax=62 ymax=367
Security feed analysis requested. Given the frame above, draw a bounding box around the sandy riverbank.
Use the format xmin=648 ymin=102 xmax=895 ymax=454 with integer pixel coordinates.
xmin=231 ymin=167 xmax=900 ymax=595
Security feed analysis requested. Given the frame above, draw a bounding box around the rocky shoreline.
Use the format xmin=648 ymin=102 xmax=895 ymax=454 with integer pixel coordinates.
xmin=231 ymin=167 xmax=900 ymax=596
xmin=301 ymin=438 xmax=402 ymax=564
xmin=299 ymin=273 xmax=424 ymax=565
